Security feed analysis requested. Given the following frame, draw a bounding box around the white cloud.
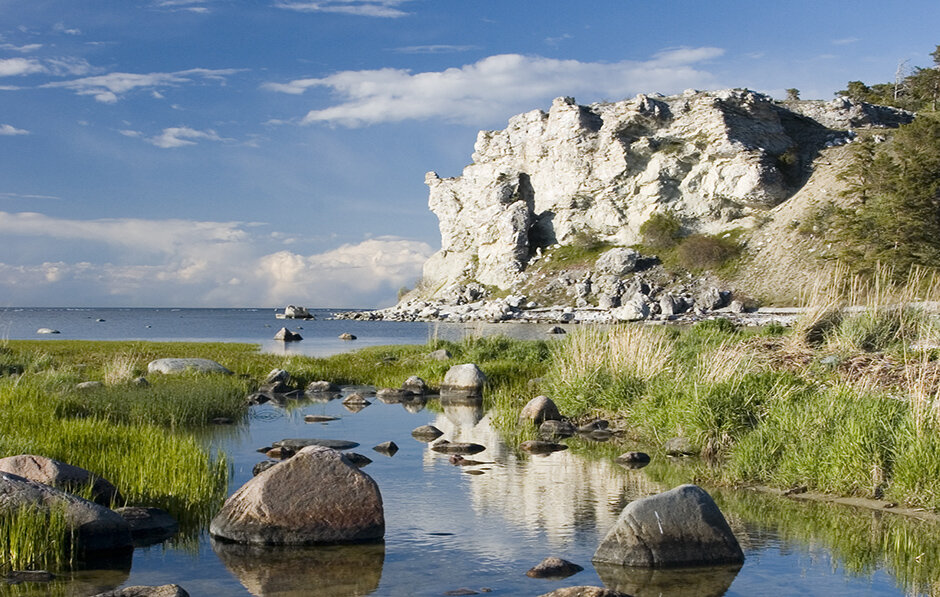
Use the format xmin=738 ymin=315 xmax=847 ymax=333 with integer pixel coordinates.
xmin=146 ymin=126 xmax=230 ymax=148
xmin=0 ymin=57 xmax=44 ymax=77
xmin=393 ymin=44 xmax=479 ymax=54
xmin=0 ymin=124 xmax=29 ymax=136
xmin=0 ymin=43 xmax=43 ymax=53
xmin=42 ymin=67 xmax=241 ymax=103
xmin=52 ymin=23 xmax=82 ymax=36
xmin=264 ymin=49 xmax=725 ymax=127
xmin=0 ymin=211 xmax=432 ymax=306
xmin=274 ymin=0 xmax=414 ymax=18
xmin=832 ymin=37 xmax=860 ymax=46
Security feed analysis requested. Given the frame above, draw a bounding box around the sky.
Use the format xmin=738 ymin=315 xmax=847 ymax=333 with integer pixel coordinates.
xmin=0 ymin=0 xmax=938 ymax=308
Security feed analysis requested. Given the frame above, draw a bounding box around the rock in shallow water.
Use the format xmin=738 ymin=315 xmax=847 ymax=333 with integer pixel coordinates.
xmin=592 ymin=484 xmax=743 ymax=568
xmin=209 ymin=446 xmax=384 ymax=545
xmin=526 ymin=556 xmax=584 ymax=578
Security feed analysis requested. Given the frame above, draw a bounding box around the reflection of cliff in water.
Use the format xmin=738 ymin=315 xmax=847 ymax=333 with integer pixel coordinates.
xmin=212 ymin=540 xmax=384 ymax=597
xmin=428 ymin=404 xmax=665 ymax=547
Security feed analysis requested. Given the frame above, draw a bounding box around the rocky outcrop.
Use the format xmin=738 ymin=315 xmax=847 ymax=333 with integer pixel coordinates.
xmin=0 ymin=454 xmax=121 ymax=506
xmin=209 ymin=446 xmax=384 ymax=545
xmin=592 ymin=484 xmax=743 ymax=568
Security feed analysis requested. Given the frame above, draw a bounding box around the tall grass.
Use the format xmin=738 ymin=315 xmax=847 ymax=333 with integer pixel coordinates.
xmin=0 ymin=504 xmax=75 ymax=571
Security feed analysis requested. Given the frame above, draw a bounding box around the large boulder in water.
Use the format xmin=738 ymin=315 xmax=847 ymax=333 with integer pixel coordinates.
xmin=0 ymin=472 xmax=132 ymax=552
xmin=209 ymin=446 xmax=384 ymax=545
xmin=441 ymin=363 xmax=487 ymax=392
xmin=0 ymin=454 xmax=121 ymax=506
xmin=592 ymin=484 xmax=743 ymax=568
xmin=147 ymin=358 xmax=232 ymax=375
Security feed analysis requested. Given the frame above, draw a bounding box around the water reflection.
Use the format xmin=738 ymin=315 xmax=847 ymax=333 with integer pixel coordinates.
xmin=594 ymin=562 xmax=741 ymax=597
xmin=212 ymin=540 xmax=385 ymax=597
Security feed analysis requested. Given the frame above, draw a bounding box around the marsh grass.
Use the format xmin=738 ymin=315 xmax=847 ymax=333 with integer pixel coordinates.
xmin=0 ymin=503 xmax=75 ymax=572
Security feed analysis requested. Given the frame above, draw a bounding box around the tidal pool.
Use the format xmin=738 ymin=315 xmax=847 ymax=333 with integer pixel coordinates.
xmin=9 ymin=388 xmax=940 ymax=596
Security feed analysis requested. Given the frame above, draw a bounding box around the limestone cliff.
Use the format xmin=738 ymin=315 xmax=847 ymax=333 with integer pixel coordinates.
xmin=419 ymin=89 xmax=911 ymax=300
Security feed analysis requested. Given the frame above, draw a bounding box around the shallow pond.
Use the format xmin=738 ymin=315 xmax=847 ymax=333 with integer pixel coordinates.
xmin=7 ymin=388 xmax=940 ymax=596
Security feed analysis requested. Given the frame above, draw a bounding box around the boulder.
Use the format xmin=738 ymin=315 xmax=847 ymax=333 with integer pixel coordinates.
xmin=90 ymin=585 xmax=190 ymax=597
xmin=147 ymin=358 xmax=232 ymax=375
xmin=519 ymin=395 xmax=562 ymax=426
xmin=595 ymin=247 xmax=639 ymax=277
xmin=274 ymin=327 xmax=303 ymax=342
xmin=209 ymin=446 xmax=384 ymax=545
xmin=526 ymin=556 xmax=584 ymax=579
xmin=0 ymin=472 xmax=132 ymax=552
xmin=284 ymin=305 xmax=312 ymax=319
xmin=592 ymin=484 xmax=744 ymax=568
xmin=442 ymin=363 xmax=487 ymax=392
xmin=611 ymin=297 xmax=650 ymax=322
xmin=0 ymin=454 xmax=122 ymax=506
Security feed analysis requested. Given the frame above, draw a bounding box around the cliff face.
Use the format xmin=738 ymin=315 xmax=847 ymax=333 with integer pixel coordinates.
xmin=420 ymin=89 xmax=911 ymax=298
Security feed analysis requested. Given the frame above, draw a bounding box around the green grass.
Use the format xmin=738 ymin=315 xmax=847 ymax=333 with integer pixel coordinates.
xmin=0 ymin=504 xmax=75 ymax=572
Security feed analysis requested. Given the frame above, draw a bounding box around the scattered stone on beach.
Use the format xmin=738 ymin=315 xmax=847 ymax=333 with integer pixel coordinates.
xmin=592 ymin=484 xmax=744 ymax=568
xmin=411 ymin=425 xmax=444 ymax=441
xmin=338 ymin=333 xmax=357 ymax=340
xmin=518 ymin=395 xmax=561 ymax=426
xmin=520 ymin=440 xmax=568 ymax=455
xmin=76 ymin=381 xmax=104 ymax=391
xmin=442 ymin=363 xmax=487 ymax=392
xmin=664 ymin=436 xmax=698 ymax=457
xmin=539 ymin=419 xmax=575 ymax=439
xmin=252 ymin=460 xmax=278 ymax=476
xmin=526 ymin=556 xmax=584 ymax=579
xmin=36 ymin=328 xmax=60 ymax=334
xmin=273 ymin=438 xmax=359 ymax=451
xmin=90 ymin=584 xmax=191 ymax=597
xmin=0 ymin=472 xmax=132 ymax=553
xmin=372 ymin=441 xmax=399 ymax=456
xmin=428 ymin=349 xmax=452 ymax=361
xmin=304 ymin=414 xmax=339 ymax=423
xmin=147 ymin=358 xmax=232 ymax=375
xmin=615 ymin=452 xmax=651 ymax=469
xmin=537 ymin=587 xmax=629 ymax=597
xmin=274 ymin=327 xmax=303 ymax=342
xmin=209 ymin=446 xmax=384 ymax=545
xmin=402 ymin=375 xmax=428 ymax=394
xmin=306 ymin=380 xmax=338 ymax=393
xmin=431 ymin=440 xmax=486 ymax=455
xmin=0 ymin=454 xmax=122 ymax=507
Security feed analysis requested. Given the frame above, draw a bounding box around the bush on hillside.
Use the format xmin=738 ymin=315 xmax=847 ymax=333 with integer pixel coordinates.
xmin=676 ymin=234 xmax=741 ymax=271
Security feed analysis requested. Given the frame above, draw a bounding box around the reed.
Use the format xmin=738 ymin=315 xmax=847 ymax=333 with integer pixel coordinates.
xmin=0 ymin=503 xmax=75 ymax=572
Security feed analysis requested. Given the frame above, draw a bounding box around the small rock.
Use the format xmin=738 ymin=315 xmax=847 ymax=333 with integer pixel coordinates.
xmin=90 ymin=585 xmax=190 ymax=597
xmin=402 ymin=376 xmax=428 ymax=394
xmin=132 ymin=376 xmax=150 ymax=387
xmin=266 ymin=446 xmax=295 ymax=459
xmin=211 ymin=417 xmax=234 ymax=425
xmin=547 ymin=326 xmax=566 ymax=335
xmin=5 ymin=570 xmax=55 ymax=584
xmin=265 ymin=369 xmax=290 ymax=384
xmin=376 ymin=388 xmax=407 ymax=402
xmin=76 ymin=381 xmax=104 ymax=391
xmin=343 ymin=452 xmax=373 ymax=468
xmin=577 ymin=419 xmax=609 ymax=433
xmin=520 ymin=440 xmax=568 ymax=454
xmin=304 ymin=415 xmax=339 ymax=423
xmin=114 ymin=506 xmax=179 ymax=540
xmin=519 ymin=396 xmax=561 ymax=426
xmin=343 ymin=393 xmax=371 ymax=407
xmin=537 ymin=587 xmax=629 ymax=597
xmin=274 ymin=327 xmax=303 ymax=342
xmin=526 ymin=556 xmax=584 ymax=579
xmin=431 ymin=440 xmax=486 ymax=455
xmin=730 ymin=299 xmax=745 ymax=313
xmin=338 ymin=333 xmax=357 ymax=340
xmin=449 ymin=455 xmax=486 ymax=466
xmin=664 ymin=436 xmax=697 ymax=457
xmin=147 ymin=358 xmax=232 ymax=375
xmin=36 ymin=328 xmax=60 ymax=334
xmin=443 ymin=590 xmax=478 ymax=596
xmin=252 ymin=461 xmax=278 ymax=476
xmin=411 ymin=425 xmax=444 ymax=441
xmin=615 ymin=452 xmax=651 ymax=469
xmin=372 ymin=441 xmax=399 ymax=456
xmin=428 ymin=349 xmax=452 ymax=361
xmin=539 ymin=419 xmax=576 ymax=439
xmin=273 ymin=438 xmax=359 ymax=451
xmin=306 ymin=380 xmax=338 ymax=393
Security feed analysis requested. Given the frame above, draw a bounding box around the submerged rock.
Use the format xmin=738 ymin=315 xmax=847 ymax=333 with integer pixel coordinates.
xmin=114 ymin=507 xmax=179 ymax=543
xmin=430 ymin=440 xmax=486 ymax=455
xmin=272 ymin=438 xmax=359 ymax=451
xmin=592 ymin=484 xmax=744 ymax=568
xmin=539 ymin=419 xmax=576 ymax=439
xmin=209 ymin=446 xmax=384 ymax=545
xmin=520 ymin=440 xmax=568 ymax=454
xmin=90 ymin=584 xmax=190 ymax=597
xmin=411 ymin=425 xmax=444 ymax=441
xmin=537 ymin=587 xmax=629 ymax=597
xmin=615 ymin=452 xmax=651 ymax=469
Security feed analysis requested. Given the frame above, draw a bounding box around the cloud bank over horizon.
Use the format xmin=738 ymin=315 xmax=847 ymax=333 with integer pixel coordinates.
xmin=265 ymin=49 xmax=725 ymax=127
xmin=0 ymin=212 xmax=432 ymax=307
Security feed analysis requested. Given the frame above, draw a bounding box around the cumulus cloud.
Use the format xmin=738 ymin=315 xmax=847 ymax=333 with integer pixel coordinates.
xmin=0 ymin=211 xmax=432 ymax=307
xmin=263 ymin=48 xmax=725 ymax=126
xmin=0 ymin=57 xmax=45 ymax=77
xmin=274 ymin=0 xmax=415 ymax=18
xmin=0 ymin=124 xmax=29 ymax=136
xmin=42 ymin=67 xmax=241 ymax=103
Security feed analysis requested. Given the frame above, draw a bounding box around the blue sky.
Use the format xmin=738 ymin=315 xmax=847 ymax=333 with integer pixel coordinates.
xmin=0 ymin=0 xmax=937 ymax=307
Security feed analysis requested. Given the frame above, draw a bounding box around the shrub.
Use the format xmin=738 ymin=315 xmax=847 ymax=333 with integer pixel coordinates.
xmin=639 ymin=211 xmax=683 ymax=249
xmin=676 ymin=233 xmax=741 ymax=271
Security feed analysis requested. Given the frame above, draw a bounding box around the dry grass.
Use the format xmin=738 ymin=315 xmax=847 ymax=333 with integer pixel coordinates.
xmin=102 ymin=352 xmax=140 ymax=385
